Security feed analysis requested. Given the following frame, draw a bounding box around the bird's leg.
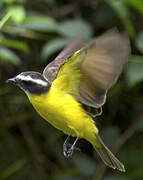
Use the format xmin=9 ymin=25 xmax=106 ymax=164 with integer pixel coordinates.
xmin=67 ymin=137 xmax=79 ymax=157
xmin=63 ymin=136 xmax=79 ymax=158
xmin=63 ymin=136 xmax=70 ymax=156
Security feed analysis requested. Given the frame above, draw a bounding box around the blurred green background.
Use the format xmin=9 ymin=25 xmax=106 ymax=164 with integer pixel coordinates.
xmin=0 ymin=0 xmax=143 ymax=179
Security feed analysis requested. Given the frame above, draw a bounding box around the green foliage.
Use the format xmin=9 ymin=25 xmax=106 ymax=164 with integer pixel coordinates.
xmin=21 ymin=14 xmax=58 ymax=32
xmin=8 ymin=5 xmax=26 ymax=24
xmin=0 ymin=12 xmax=11 ymax=29
xmin=41 ymin=38 xmax=70 ymax=60
xmin=126 ymin=56 xmax=143 ymax=86
xmin=0 ymin=0 xmax=143 ymax=179
xmin=100 ymin=126 xmax=120 ymax=148
xmin=0 ymin=159 xmax=26 ymax=180
xmin=58 ymin=19 xmax=93 ymax=40
xmin=0 ymin=35 xmax=29 ymax=52
xmin=105 ymin=0 xmax=135 ymax=37
xmin=135 ymin=31 xmax=143 ymax=53
xmin=72 ymin=153 xmax=96 ymax=176
xmin=0 ymin=47 xmax=21 ymax=64
xmin=125 ymin=0 xmax=143 ymax=15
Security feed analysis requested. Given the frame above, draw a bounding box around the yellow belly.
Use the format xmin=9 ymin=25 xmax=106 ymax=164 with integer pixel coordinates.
xmin=28 ymin=87 xmax=98 ymax=140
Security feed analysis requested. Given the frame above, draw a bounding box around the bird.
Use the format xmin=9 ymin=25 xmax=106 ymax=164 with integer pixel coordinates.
xmin=7 ymin=29 xmax=130 ymax=172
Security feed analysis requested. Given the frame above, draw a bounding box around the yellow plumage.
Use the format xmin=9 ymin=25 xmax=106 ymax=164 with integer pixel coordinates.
xmin=28 ymin=52 xmax=100 ymax=148
xmin=8 ymin=29 xmax=130 ymax=171
xmin=27 ymin=49 xmax=126 ymax=172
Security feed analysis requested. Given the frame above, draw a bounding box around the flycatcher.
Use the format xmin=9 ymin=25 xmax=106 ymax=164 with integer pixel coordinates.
xmin=7 ymin=29 xmax=130 ymax=171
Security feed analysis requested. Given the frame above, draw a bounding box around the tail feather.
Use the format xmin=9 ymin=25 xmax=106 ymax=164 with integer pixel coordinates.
xmin=94 ymin=135 xmax=125 ymax=172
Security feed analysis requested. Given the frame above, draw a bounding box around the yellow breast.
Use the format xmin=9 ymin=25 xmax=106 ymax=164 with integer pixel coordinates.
xmin=28 ymin=86 xmax=98 ymax=139
xmin=27 ymin=52 xmax=98 ymax=139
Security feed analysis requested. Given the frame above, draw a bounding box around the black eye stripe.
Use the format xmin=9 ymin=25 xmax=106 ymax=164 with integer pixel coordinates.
xmin=16 ymin=71 xmax=50 ymax=94
xmin=22 ymin=80 xmax=33 ymax=84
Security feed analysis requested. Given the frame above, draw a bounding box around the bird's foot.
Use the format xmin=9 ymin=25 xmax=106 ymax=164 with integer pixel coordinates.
xmin=63 ymin=137 xmax=79 ymax=158
xmin=65 ymin=146 xmax=74 ymax=158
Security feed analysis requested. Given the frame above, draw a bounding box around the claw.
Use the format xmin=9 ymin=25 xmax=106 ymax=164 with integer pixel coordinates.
xmin=66 ymin=147 xmax=74 ymax=157
xmin=63 ymin=136 xmax=79 ymax=157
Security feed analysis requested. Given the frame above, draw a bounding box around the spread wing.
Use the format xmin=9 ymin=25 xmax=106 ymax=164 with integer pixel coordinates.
xmin=43 ymin=38 xmax=84 ymax=84
xmin=78 ymin=29 xmax=130 ymax=108
xmin=56 ymin=29 xmax=130 ymax=109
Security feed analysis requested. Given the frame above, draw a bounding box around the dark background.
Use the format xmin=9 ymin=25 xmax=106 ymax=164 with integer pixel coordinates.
xmin=0 ymin=0 xmax=143 ymax=179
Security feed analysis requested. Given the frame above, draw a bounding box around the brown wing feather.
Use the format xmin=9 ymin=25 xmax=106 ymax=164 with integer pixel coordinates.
xmin=78 ymin=29 xmax=130 ymax=108
xmin=43 ymin=38 xmax=84 ymax=84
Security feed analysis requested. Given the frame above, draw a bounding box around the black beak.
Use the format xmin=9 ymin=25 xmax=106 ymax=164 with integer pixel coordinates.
xmin=6 ymin=77 xmax=17 ymax=84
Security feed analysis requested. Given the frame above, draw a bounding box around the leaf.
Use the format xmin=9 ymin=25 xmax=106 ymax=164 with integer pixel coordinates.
xmin=0 ymin=159 xmax=26 ymax=180
xmin=126 ymin=56 xmax=143 ymax=86
xmin=125 ymin=0 xmax=143 ymax=16
xmin=0 ymin=35 xmax=30 ymax=52
xmin=105 ymin=0 xmax=135 ymax=37
xmin=0 ymin=47 xmax=21 ymax=65
xmin=0 ymin=11 xmax=12 ymax=29
xmin=20 ymin=14 xmax=58 ymax=32
xmin=8 ymin=5 xmax=26 ymax=24
xmin=135 ymin=32 xmax=143 ymax=54
xmin=41 ymin=38 xmax=70 ymax=60
xmin=2 ymin=0 xmax=16 ymax=3
xmin=72 ymin=153 xmax=96 ymax=176
xmin=58 ymin=19 xmax=93 ymax=40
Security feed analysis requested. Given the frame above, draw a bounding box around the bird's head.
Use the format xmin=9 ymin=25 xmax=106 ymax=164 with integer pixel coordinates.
xmin=7 ymin=71 xmax=50 ymax=95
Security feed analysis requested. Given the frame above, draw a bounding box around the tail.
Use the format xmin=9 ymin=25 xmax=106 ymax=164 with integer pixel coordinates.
xmin=94 ymin=135 xmax=125 ymax=172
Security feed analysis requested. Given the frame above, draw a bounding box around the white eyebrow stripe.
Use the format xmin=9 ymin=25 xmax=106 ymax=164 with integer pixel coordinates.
xmin=16 ymin=75 xmax=48 ymax=86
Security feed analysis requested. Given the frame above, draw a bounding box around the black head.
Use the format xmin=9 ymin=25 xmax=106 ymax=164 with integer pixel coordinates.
xmin=7 ymin=71 xmax=50 ymax=95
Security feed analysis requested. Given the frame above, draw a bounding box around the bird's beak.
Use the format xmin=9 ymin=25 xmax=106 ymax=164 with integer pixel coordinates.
xmin=6 ymin=77 xmax=17 ymax=84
